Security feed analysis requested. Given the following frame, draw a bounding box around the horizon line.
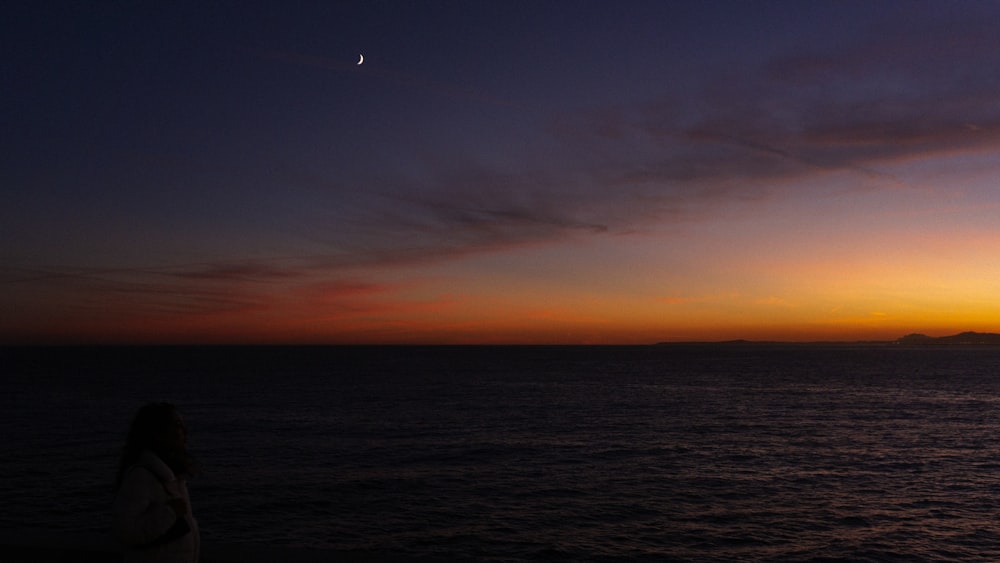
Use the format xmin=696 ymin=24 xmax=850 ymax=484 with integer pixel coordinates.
xmin=4 ymin=331 xmax=998 ymax=348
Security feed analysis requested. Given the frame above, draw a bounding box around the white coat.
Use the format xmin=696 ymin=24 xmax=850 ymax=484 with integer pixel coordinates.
xmin=113 ymin=451 xmax=200 ymax=563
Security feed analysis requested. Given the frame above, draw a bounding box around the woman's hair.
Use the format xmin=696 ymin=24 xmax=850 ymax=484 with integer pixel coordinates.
xmin=115 ymin=402 xmax=197 ymax=488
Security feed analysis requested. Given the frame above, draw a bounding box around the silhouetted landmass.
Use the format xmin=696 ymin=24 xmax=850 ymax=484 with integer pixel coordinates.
xmin=656 ymin=331 xmax=1000 ymax=346
xmin=654 ymin=339 xmax=888 ymax=346
xmin=895 ymin=331 xmax=1000 ymax=346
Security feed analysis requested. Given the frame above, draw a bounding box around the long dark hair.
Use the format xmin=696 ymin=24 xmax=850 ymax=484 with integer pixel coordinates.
xmin=115 ymin=402 xmax=197 ymax=488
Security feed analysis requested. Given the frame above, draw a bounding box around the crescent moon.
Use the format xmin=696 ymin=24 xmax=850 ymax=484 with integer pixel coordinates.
xmin=357 ymin=53 xmax=364 ymax=65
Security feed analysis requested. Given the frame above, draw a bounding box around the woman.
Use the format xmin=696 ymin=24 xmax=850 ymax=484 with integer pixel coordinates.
xmin=113 ymin=402 xmax=200 ymax=563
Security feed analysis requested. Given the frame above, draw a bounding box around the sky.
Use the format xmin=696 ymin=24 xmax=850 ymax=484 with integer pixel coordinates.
xmin=4 ymin=1 xmax=1000 ymax=345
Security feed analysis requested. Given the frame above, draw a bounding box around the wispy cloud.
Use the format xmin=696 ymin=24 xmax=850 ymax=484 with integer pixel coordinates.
xmin=8 ymin=11 xmax=1000 ymax=337
xmin=232 ymin=14 xmax=1000 ymax=281
xmin=170 ymin=262 xmax=305 ymax=281
xmin=656 ymin=293 xmax=741 ymax=307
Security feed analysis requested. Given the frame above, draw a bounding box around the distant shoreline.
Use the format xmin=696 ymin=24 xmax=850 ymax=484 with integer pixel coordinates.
xmin=3 ymin=332 xmax=1000 ymax=348
xmin=656 ymin=331 xmax=1000 ymax=347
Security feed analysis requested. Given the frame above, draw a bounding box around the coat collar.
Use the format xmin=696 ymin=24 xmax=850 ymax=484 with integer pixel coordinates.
xmin=137 ymin=450 xmax=177 ymax=482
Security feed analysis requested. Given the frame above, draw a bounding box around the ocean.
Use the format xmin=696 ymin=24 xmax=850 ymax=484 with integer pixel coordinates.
xmin=3 ymin=344 xmax=1000 ymax=561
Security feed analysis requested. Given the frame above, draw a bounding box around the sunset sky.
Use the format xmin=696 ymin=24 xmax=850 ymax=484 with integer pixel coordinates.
xmin=4 ymin=1 xmax=1000 ymax=344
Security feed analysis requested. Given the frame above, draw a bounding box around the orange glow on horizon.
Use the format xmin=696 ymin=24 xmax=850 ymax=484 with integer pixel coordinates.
xmin=6 ymin=296 xmax=997 ymax=346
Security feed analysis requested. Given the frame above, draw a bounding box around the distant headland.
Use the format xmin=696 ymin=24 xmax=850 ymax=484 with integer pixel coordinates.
xmin=656 ymin=332 xmax=1000 ymax=346
xmin=893 ymin=331 xmax=1000 ymax=346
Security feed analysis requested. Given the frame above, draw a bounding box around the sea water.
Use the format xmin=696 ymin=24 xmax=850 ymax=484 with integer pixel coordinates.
xmin=3 ymin=344 xmax=1000 ymax=561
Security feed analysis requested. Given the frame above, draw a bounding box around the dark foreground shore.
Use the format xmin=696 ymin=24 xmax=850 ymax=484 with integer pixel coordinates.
xmin=0 ymin=544 xmax=458 ymax=563
xmin=0 ymin=547 xmax=417 ymax=563
xmin=0 ymin=533 xmax=458 ymax=563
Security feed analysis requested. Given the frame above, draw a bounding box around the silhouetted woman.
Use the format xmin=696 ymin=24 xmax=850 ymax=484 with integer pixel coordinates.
xmin=113 ymin=402 xmax=200 ymax=563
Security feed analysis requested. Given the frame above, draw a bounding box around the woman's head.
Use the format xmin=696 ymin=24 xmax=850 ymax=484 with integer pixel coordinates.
xmin=126 ymin=402 xmax=187 ymax=456
xmin=117 ymin=402 xmax=196 ymax=487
